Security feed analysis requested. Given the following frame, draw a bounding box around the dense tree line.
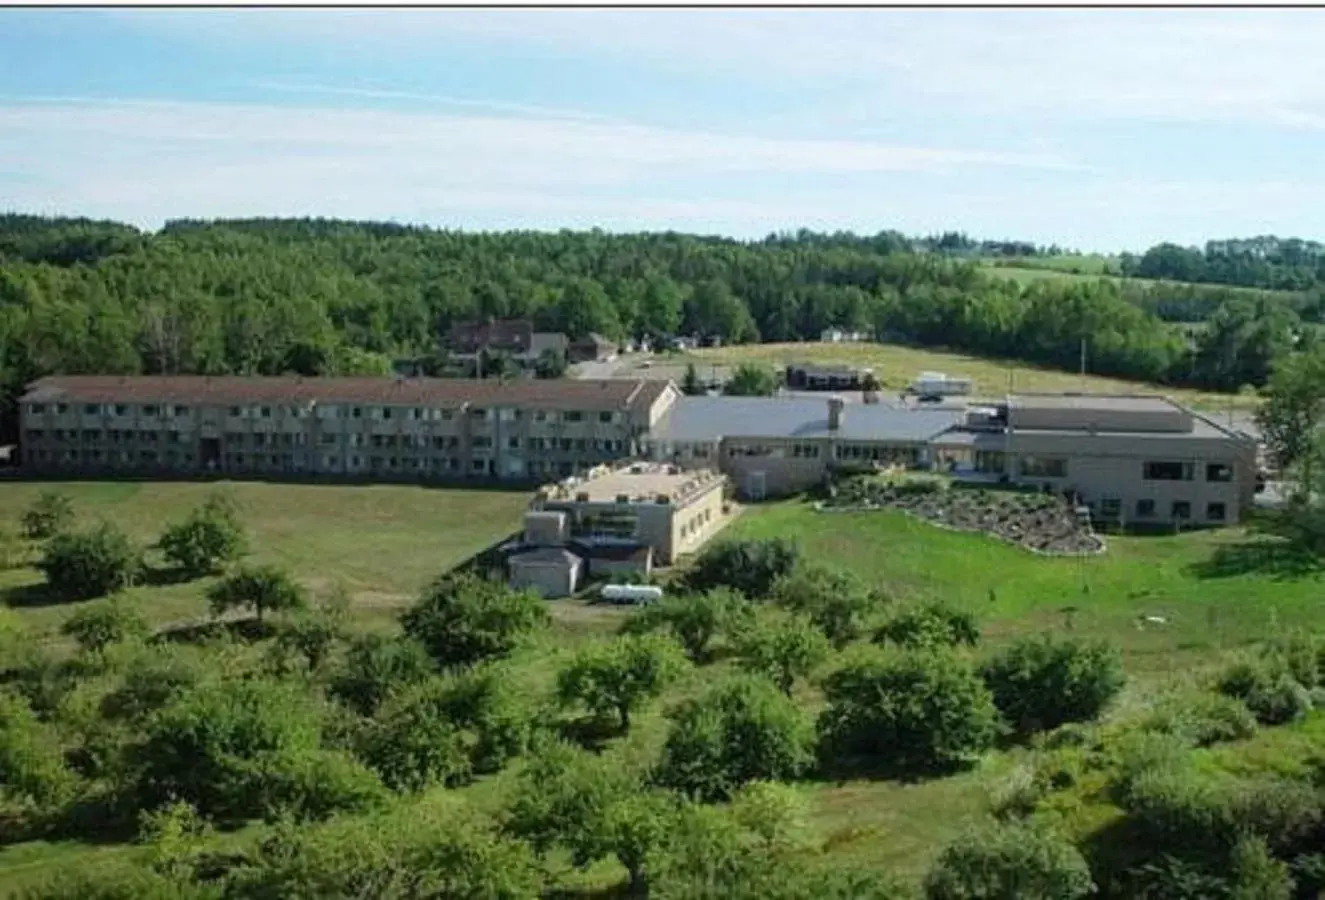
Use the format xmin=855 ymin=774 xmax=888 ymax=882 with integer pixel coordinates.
xmin=1123 ymin=235 xmax=1325 ymax=293
xmin=3 ymin=214 xmax=1320 ymax=443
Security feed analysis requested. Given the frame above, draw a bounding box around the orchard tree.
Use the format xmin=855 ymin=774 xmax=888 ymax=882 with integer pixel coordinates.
xmin=724 ymin=362 xmax=779 ymax=397
xmin=400 ymin=572 xmax=549 ymax=669
xmin=21 ymin=491 xmax=74 ymax=540
xmin=979 ymin=634 xmax=1125 ymax=736
xmin=819 ymin=650 xmax=1000 ymax=777
xmin=735 ymin=613 xmax=830 ymax=695
xmin=330 ymin=633 xmax=434 ymax=716
xmin=557 ymin=633 xmax=688 ymax=732
xmin=622 ymin=588 xmax=752 ymax=663
xmin=1255 ymin=343 xmax=1325 ymax=477
xmin=206 ymin=564 xmax=306 ymax=623
xmin=773 ymin=565 xmax=885 ymax=649
xmin=60 ymin=598 xmax=149 ymax=654
xmin=38 ymin=522 xmax=140 ymax=601
xmin=875 ymin=601 xmax=980 ymax=651
xmin=925 ymin=821 xmax=1095 ymax=900
xmin=656 ymin=674 xmax=816 ymax=802
xmin=275 ymin=598 xmax=347 ymax=672
xmin=158 ymin=491 xmax=247 ymax=577
xmin=683 ymin=538 xmax=801 ymax=598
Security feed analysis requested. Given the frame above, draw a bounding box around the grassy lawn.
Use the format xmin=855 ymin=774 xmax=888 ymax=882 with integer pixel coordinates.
xmin=683 ymin=341 xmax=1260 ymax=412
xmin=0 ymin=480 xmax=531 ymax=638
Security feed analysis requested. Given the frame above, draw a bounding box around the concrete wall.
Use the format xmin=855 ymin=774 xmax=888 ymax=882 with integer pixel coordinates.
xmin=668 ymin=482 xmax=726 ymax=559
xmin=508 ymin=556 xmax=581 ymax=598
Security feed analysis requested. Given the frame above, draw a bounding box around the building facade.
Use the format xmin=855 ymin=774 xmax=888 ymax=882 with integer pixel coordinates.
xmin=19 ymin=375 xmax=677 ymax=482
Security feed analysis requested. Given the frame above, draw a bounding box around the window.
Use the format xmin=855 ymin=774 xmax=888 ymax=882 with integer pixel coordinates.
xmin=168 ymin=431 xmax=181 ymax=444
xmin=28 ymin=403 xmax=45 ymax=415
xmin=1144 ymin=461 xmax=1194 ymax=481
xmin=440 ymin=409 xmax=453 ymax=421
xmin=1099 ymin=498 xmax=1122 ymax=519
xmin=1206 ymin=462 xmax=1233 ymax=483
xmin=115 ymin=404 xmax=129 ymax=417
xmin=260 ymin=406 xmax=272 ymax=419
xmin=1207 ymin=502 xmax=1227 ymax=522
xmin=412 ymin=408 xmax=424 ymax=420
xmin=352 ymin=407 xmax=363 ymax=419
xmin=321 ymin=433 xmax=338 ymax=445
xmin=565 ymin=411 xmax=584 ymax=423
xmin=470 ymin=408 xmax=487 ymax=420
xmin=574 ymin=438 xmax=588 ymax=452
xmin=82 ymin=430 xmax=99 ymax=442
xmin=382 ymin=407 xmax=393 ymax=420
xmin=507 ymin=437 xmax=521 ymax=450
xmin=372 ymin=435 xmax=385 ymax=449
xmin=534 ymin=411 xmax=550 ymax=423
xmin=26 ymin=429 xmax=42 ymax=441
xmin=598 ymin=411 xmax=613 ymax=424
xmin=471 ymin=458 xmax=487 ymax=472
xmin=792 ymin=443 xmax=820 ymax=459
xmin=1135 ymin=499 xmax=1155 ymax=518
xmin=473 ymin=436 xmax=493 ymax=449
xmin=141 ymin=450 xmax=158 ymax=463
xmin=1020 ymin=456 xmax=1068 ymax=478
xmin=1171 ymin=501 xmax=1192 ymax=520
xmin=173 ymin=405 xmax=189 ymax=417
xmin=229 ymin=406 xmax=242 ymax=417
xmin=56 ymin=403 xmax=68 ymax=415
xmin=84 ymin=404 xmax=100 ymax=415
xmin=142 ymin=405 xmax=159 ymax=417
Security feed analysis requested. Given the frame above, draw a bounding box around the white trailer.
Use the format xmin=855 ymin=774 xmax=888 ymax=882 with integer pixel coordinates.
xmin=600 ymin=584 xmax=664 ymax=605
xmin=909 ymin=371 xmax=972 ymax=398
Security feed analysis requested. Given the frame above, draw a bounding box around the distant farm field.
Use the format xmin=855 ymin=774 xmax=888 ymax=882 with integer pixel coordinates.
xmin=679 ymin=341 xmax=1261 ymax=413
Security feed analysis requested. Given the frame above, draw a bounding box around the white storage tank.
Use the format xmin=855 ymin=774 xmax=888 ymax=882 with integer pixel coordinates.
xmin=600 ymin=583 xmax=663 ymax=605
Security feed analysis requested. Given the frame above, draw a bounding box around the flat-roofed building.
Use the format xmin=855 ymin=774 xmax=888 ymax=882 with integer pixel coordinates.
xmin=931 ymin=393 xmax=1258 ymax=525
xmin=18 ymin=375 xmax=679 ymax=483
xmin=531 ymin=461 xmax=727 ymax=564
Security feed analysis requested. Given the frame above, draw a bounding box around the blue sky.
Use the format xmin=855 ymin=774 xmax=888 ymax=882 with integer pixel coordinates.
xmin=2 ymin=8 xmax=1324 ymax=252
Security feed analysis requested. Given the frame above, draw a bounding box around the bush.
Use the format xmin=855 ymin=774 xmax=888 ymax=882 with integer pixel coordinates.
xmin=0 ymin=690 xmax=79 ymax=817
xmin=772 ymin=564 xmax=885 ymax=649
xmin=100 ymin=645 xmax=204 ymax=723
xmin=819 ymin=650 xmax=1000 ymax=776
xmin=656 ymin=675 xmax=816 ymax=802
xmin=623 ymin=588 xmax=751 ymax=662
xmin=924 ymin=821 xmax=1095 ymax=900
xmin=1142 ymin=693 xmax=1258 ymax=747
xmin=734 ymin=613 xmax=830 ymax=695
xmin=37 ymin=522 xmax=139 ymax=601
xmin=557 ymin=633 xmax=687 ymax=732
xmin=60 ymin=599 xmax=149 ymax=655
xmin=682 ymin=538 xmax=800 ymax=599
xmin=158 ymin=492 xmax=247 ymax=577
xmin=329 ymin=633 xmax=434 ymax=716
xmin=400 ymin=572 xmax=549 ymax=669
xmin=875 ymin=601 xmax=980 ymax=651
xmin=206 ymin=564 xmax=306 ymax=623
xmin=274 ymin=598 xmax=346 ymax=672
xmin=979 ymin=635 xmax=1125 ymax=736
xmin=1217 ymin=659 xmax=1313 ymax=725
xmin=21 ymin=491 xmax=74 ymax=540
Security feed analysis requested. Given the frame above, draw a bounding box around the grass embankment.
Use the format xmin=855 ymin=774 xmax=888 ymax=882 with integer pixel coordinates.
xmin=3 ymin=487 xmax=1321 ymax=891
xmin=681 ymin=341 xmax=1260 ymax=412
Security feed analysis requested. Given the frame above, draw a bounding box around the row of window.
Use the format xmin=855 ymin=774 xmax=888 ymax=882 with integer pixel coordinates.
xmin=29 ymin=402 xmax=621 ymax=425
xmin=28 ymin=449 xmax=196 ymax=465
xmin=27 ymin=429 xmax=191 ymax=444
xmin=678 ymin=506 xmax=715 ymax=542
xmin=1097 ymin=497 xmax=1227 ymax=522
xmin=28 ymin=403 xmax=193 ymax=418
xmin=1019 ymin=457 xmax=1237 ymax=483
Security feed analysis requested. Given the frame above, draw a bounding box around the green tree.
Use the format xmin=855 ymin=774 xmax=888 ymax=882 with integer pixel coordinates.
xmin=773 ymin=564 xmax=885 ymax=649
xmin=723 ymin=362 xmax=778 ymax=397
xmin=330 ymin=633 xmax=434 ymax=716
xmin=681 ymin=362 xmax=705 ymax=396
xmin=20 ymin=491 xmax=74 ymax=540
xmin=1256 ymin=344 xmax=1325 ymax=477
xmin=60 ymin=598 xmax=149 ymax=654
xmin=656 ymin=674 xmax=816 ymax=802
xmin=557 ymin=633 xmax=687 ymax=731
xmin=274 ymin=596 xmax=347 ymax=672
xmin=734 ymin=613 xmax=830 ymax=695
xmin=400 ymin=572 xmax=550 ymax=669
xmin=875 ymin=601 xmax=980 ymax=651
xmin=0 ymin=690 xmax=78 ymax=815
xmin=157 ymin=491 xmax=247 ymax=577
xmin=683 ymin=538 xmax=801 ymax=598
xmin=534 ymin=346 xmax=567 ymax=379
xmin=37 ymin=522 xmax=139 ymax=601
xmin=622 ymin=588 xmax=751 ymax=663
xmin=206 ymin=564 xmax=306 ymax=623
xmin=979 ymin=634 xmax=1126 ymax=736
xmin=924 ymin=821 xmax=1095 ymax=900
xmin=819 ymin=650 xmax=1001 ymax=776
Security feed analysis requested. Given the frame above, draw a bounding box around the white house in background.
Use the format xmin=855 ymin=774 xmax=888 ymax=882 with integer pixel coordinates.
xmin=820 ymin=328 xmax=870 ymax=343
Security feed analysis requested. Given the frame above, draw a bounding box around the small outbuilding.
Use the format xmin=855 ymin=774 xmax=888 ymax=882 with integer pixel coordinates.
xmin=507 ymin=547 xmax=584 ymax=599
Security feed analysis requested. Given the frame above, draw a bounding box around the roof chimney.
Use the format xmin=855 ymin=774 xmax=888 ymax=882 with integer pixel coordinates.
xmin=828 ymin=397 xmax=845 ymax=431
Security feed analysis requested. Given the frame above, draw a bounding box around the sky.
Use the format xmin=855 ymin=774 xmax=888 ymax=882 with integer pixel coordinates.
xmin=2 ymin=8 xmax=1325 ymax=252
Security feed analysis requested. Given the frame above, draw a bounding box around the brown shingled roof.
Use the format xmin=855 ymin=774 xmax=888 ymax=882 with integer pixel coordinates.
xmin=21 ymin=375 xmax=669 ymax=413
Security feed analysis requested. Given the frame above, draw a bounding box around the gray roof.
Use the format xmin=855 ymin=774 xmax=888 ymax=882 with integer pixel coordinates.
xmin=650 ymin=396 xmax=963 ymax=444
xmin=508 ymin=547 xmax=581 ymax=567
xmin=1009 ymin=394 xmax=1178 ymax=413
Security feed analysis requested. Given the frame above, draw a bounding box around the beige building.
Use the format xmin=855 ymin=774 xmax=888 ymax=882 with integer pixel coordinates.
xmin=18 ymin=375 xmax=678 ymax=483
xmin=530 ymin=461 xmax=728 ymax=565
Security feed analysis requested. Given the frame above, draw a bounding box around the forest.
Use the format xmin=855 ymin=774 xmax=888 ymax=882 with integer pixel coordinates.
xmin=1 ymin=213 xmax=1322 ymax=443
xmin=1122 ymin=236 xmax=1325 ymax=293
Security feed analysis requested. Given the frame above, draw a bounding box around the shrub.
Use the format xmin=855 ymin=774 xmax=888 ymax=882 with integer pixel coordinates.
xmin=623 ymin=588 xmax=751 ymax=662
xmin=979 ymin=635 xmax=1125 ymax=736
xmin=60 ymin=599 xmax=149 ymax=655
xmin=274 ymin=598 xmax=346 ymax=672
xmin=158 ymin=492 xmax=247 ymax=577
xmin=1142 ymin=693 xmax=1258 ymax=747
xmin=206 ymin=564 xmax=306 ymax=623
xmin=1217 ymin=658 xmax=1313 ymax=725
xmin=557 ymin=633 xmax=687 ymax=731
xmin=400 ymin=572 xmax=549 ymax=669
xmin=37 ymin=522 xmax=139 ymax=601
xmin=819 ymin=650 xmax=1000 ymax=776
xmin=329 ymin=633 xmax=434 ymax=716
xmin=21 ymin=491 xmax=74 ymax=540
xmin=358 ymin=695 xmax=470 ymax=792
xmin=17 ymin=862 xmax=208 ymax=900
xmin=875 ymin=601 xmax=980 ymax=651
xmin=924 ymin=821 xmax=1095 ymax=900
xmin=772 ymin=564 xmax=885 ymax=649
xmin=734 ymin=613 xmax=830 ymax=695
xmin=682 ymin=538 xmax=800 ymax=598
xmin=0 ymin=690 xmax=79 ymax=815
xmin=656 ymin=675 xmax=816 ymax=802
xmin=100 ymin=646 xmax=204 ymax=723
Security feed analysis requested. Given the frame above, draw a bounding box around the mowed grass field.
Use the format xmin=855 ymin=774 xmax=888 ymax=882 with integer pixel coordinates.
xmin=3 ymin=483 xmax=1321 ymax=890
xmin=681 ymin=341 xmax=1260 ymax=412
xmin=0 ymin=480 xmax=531 ymax=638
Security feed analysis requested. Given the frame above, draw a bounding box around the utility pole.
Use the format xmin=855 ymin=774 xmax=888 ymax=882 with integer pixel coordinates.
xmin=1079 ymin=337 xmax=1087 ymax=390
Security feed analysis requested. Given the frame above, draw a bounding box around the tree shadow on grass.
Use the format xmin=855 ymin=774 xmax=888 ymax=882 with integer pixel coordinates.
xmin=153 ymin=616 xmax=274 ymax=645
xmin=555 ymin=715 xmax=622 ymax=753
xmin=1186 ymin=539 xmax=1325 ymax=581
xmin=0 ymin=581 xmax=65 ymax=608
xmin=135 ymin=565 xmax=199 ymax=588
